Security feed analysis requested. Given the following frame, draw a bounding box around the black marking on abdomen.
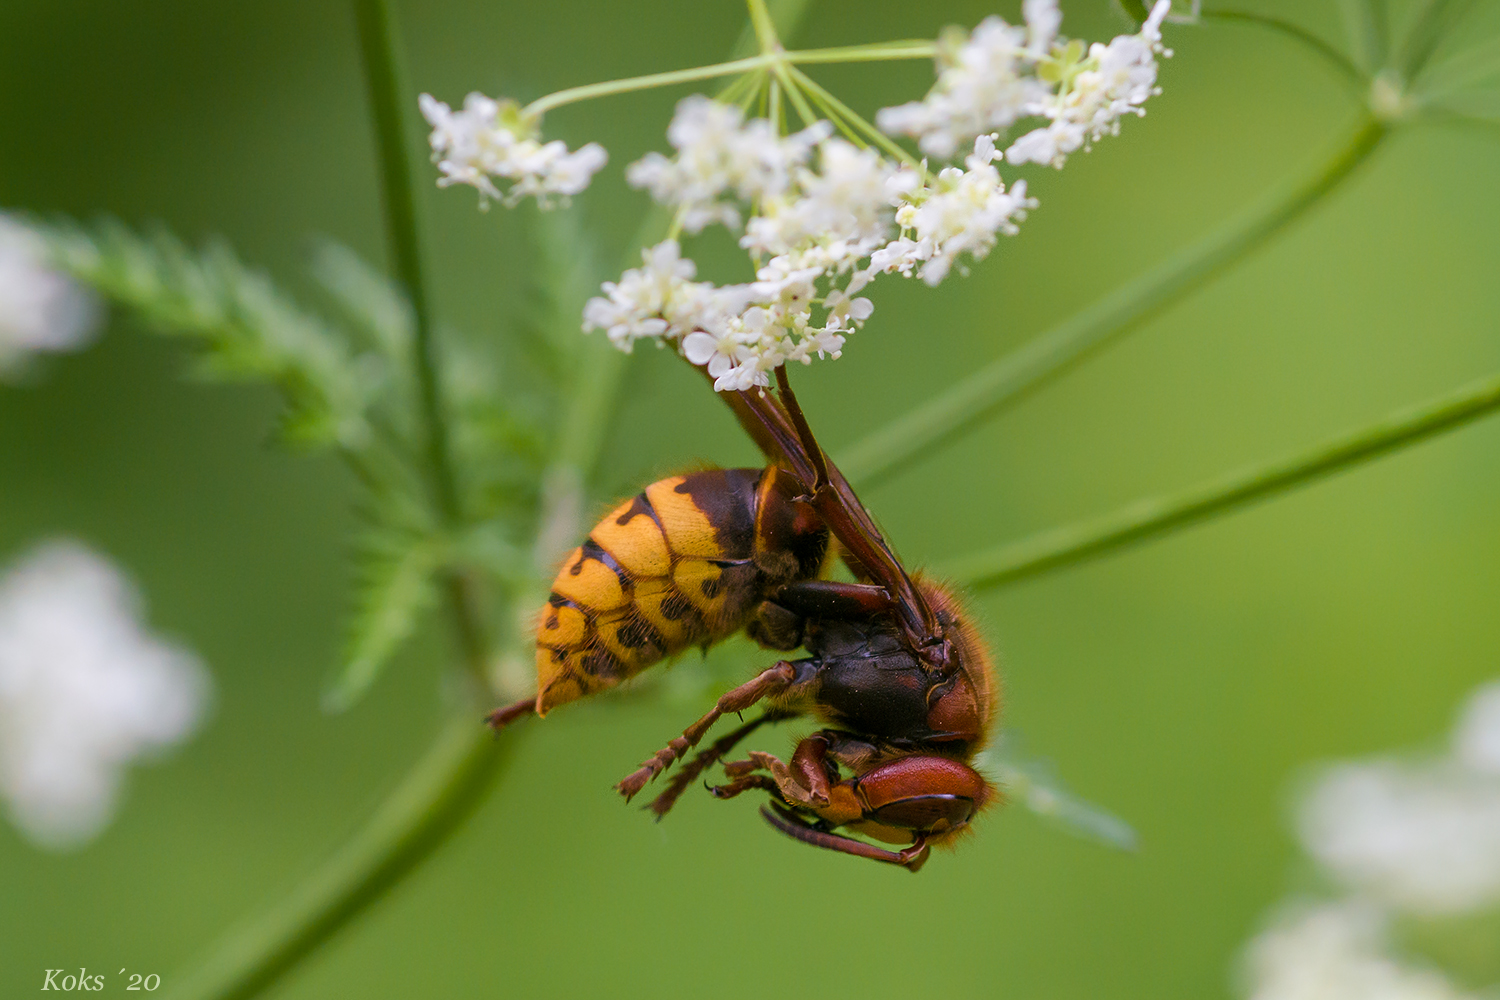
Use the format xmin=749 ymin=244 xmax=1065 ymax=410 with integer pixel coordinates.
xmin=548 ymin=593 xmax=596 ymax=622
xmin=675 ymin=468 xmax=760 ymax=559
xmin=615 ymin=616 xmax=666 ymax=652
xmin=616 ymin=491 xmax=662 ymax=530
xmin=581 ymin=539 xmax=632 ymax=588
xmin=659 ymin=591 xmax=694 ymax=621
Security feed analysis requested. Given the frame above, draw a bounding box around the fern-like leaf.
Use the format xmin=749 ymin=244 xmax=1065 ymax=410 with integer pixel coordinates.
xmin=41 ymin=219 xmax=379 ymax=450
xmin=324 ymin=528 xmax=442 ymax=712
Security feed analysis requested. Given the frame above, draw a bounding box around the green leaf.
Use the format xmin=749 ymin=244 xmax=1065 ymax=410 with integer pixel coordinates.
xmin=324 ymin=531 xmax=442 ymax=712
xmin=309 ymin=239 xmax=413 ymax=365
xmin=1115 ymin=0 xmax=1151 ymax=24
xmin=40 ymin=218 xmax=379 ymax=451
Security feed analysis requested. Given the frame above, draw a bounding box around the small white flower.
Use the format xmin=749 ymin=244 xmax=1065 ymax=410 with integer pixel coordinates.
xmin=880 ymin=2 xmax=1172 ymax=167
xmin=1453 ymin=680 xmax=1500 ymax=774
xmin=1242 ymin=901 xmax=1471 ymax=1000
xmin=1297 ymin=757 xmax=1500 ymax=916
xmin=876 ymin=14 xmax=1045 ymax=159
xmin=0 ymin=216 xmax=99 ymax=377
xmin=712 ymin=356 xmax=770 ymax=393
xmin=1023 ymin=0 xmax=1062 ymax=56
xmin=581 ymin=240 xmax=695 ymax=350
xmin=419 ymin=92 xmax=606 ymax=207
xmin=0 ymin=541 xmax=210 ymax=850
xmin=902 ymin=135 xmax=1035 ymax=285
xmin=1006 ymin=1 xmax=1173 ymax=168
xmin=626 ymin=97 xmax=829 ymax=234
xmin=683 ymin=327 xmax=755 ymax=379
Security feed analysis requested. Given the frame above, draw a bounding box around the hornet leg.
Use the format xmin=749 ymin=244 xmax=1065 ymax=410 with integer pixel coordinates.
xmin=761 ymin=802 xmax=931 ymax=873
xmin=616 ymin=661 xmax=797 ymax=801
xmin=646 ymin=710 xmax=794 ymax=820
xmin=485 ymin=697 xmax=536 ymax=730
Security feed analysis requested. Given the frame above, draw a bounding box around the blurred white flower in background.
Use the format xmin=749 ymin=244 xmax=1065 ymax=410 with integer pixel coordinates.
xmin=1453 ymin=681 xmax=1500 ymax=775
xmin=0 ymin=540 xmax=210 ymax=850
xmin=1298 ymin=757 xmax=1500 ymax=916
xmin=1240 ymin=678 xmax=1500 ymax=998
xmin=0 ymin=214 xmax=100 ymax=377
xmin=1243 ymin=902 xmax=1472 ymax=1000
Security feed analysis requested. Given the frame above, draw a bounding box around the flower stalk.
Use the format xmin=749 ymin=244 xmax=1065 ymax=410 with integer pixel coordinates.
xmin=942 ymin=367 xmax=1500 ymax=591
xmin=521 ymin=42 xmax=937 ymax=119
xmin=837 ymin=115 xmax=1389 ymax=488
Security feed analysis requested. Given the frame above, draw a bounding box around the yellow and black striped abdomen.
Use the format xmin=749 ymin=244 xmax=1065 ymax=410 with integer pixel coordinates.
xmin=533 ymin=466 xmax=826 ymax=715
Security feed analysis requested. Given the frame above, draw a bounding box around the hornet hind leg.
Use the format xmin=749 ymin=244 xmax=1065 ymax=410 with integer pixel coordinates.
xmin=615 ymin=660 xmax=799 ymax=801
xmin=646 ymin=710 xmax=795 ymax=820
xmin=485 ymin=697 xmax=536 ymax=730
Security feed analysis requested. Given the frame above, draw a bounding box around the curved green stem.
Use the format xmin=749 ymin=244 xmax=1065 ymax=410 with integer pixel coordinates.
xmin=1200 ymin=9 xmax=1365 ymax=88
xmin=1397 ymin=0 xmax=1481 ymax=84
xmin=162 ymin=714 xmax=507 ymax=1000
xmin=837 ymin=115 xmax=1389 ymax=489
xmin=786 ymin=64 xmax=921 ymax=166
xmin=941 ymin=368 xmax=1500 ymax=591
xmin=1334 ymin=0 xmax=1386 ymax=76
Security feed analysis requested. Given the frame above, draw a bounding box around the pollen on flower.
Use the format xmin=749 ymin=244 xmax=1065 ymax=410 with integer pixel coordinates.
xmin=0 ymin=541 xmax=210 ymax=849
xmin=877 ymin=0 xmax=1173 ymax=168
xmin=0 ymin=215 xmax=99 ymax=377
xmin=419 ymin=92 xmax=607 ymax=208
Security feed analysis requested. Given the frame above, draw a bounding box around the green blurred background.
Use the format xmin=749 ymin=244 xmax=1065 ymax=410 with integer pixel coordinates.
xmin=3 ymin=0 xmax=1499 ymax=996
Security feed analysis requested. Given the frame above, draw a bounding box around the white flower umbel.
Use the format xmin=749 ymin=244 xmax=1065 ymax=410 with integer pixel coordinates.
xmin=1242 ymin=902 xmax=1472 ymax=1000
xmin=876 ymin=135 xmax=1035 ymax=286
xmin=876 ymin=1 xmax=1172 ymax=167
xmin=0 ymin=541 xmax=210 ymax=849
xmin=419 ymin=92 xmax=607 ymax=207
xmin=1297 ymin=756 xmax=1500 ymax=916
xmin=435 ymin=4 xmax=1176 ymax=389
xmin=603 ymin=105 xmax=1033 ymax=388
xmin=0 ymin=215 xmax=99 ymax=377
xmin=626 ymin=96 xmax=830 ymax=234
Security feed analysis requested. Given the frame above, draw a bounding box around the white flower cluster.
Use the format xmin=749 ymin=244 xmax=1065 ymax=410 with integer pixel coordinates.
xmin=0 ymin=541 xmax=210 ymax=849
xmin=1297 ymin=680 xmax=1500 ymax=916
xmin=877 ymin=0 xmax=1173 ymax=168
xmin=586 ymin=99 xmax=1033 ymax=391
xmin=1238 ymin=678 xmax=1500 ymax=1000
xmin=1244 ymin=902 xmax=1472 ymax=1000
xmin=432 ymin=3 xmax=1175 ymax=390
xmin=0 ymin=215 xmax=99 ymax=377
xmin=418 ymin=93 xmax=607 ymax=207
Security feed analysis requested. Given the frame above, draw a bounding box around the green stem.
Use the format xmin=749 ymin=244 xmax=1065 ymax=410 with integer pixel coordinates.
xmin=1334 ymin=0 xmax=1385 ymax=75
xmin=785 ymin=41 xmax=935 ymax=64
xmin=522 ymin=42 xmax=934 ymax=117
xmin=786 ymin=65 xmax=920 ymax=166
xmin=1397 ymin=0 xmax=1480 ymax=83
xmin=837 ymin=115 xmax=1389 ymax=488
xmin=775 ymin=62 xmax=820 ymax=127
xmin=162 ymin=714 xmax=508 ymax=1000
xmin=353 ymin=0 xmax=460 ymax=528
xmin=1200 ymin=9 xmax=1365 ymax=88
xmin=747 ymin=0 xmax=781 ymax=52
xmin=942 ymin=368 xmax=1500 ymax=590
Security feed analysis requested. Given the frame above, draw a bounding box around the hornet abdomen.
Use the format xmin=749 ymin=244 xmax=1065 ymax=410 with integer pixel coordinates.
xmin=534 ymin=466 xmax=827 ymax=715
